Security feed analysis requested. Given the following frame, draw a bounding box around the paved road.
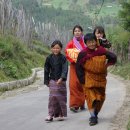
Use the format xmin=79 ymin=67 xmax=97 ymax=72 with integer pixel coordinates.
xmin=0 ymin=71 xmax=126 ymax=130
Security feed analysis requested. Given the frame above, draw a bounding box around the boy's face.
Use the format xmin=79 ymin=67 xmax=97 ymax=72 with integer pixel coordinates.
xmin=86 ymin=40 xmax=97 ymax=50
xmin=51 ymin=44 xmax=62 ymax=55
xmin=95 ymin=30 xmax=103 ymax=39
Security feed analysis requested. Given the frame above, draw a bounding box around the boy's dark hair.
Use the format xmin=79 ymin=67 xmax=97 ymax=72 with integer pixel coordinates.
xmin=93 ymin=26 xmax=106 ymax=38
xmin=84 ymin=33 xmax=97 ymax=44
xmin=51 ymin=40 xmax=63 ymax=48
xmin=73 ymin=25 xmax=83 ymax=34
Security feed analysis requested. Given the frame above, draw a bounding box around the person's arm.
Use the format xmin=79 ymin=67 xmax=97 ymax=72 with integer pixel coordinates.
xmin=61 ymin=56 xmax=68 ymax=81
xmin=76 ymin=51 xmax=86 ymax=84
xmin=99 ymin=38 xmax=112 ymax=48
xmin=106 ymin=51 xmax=117 ymax=66
xmin=44 ymin=56 xmax=50 ymax=86
xmin=57 ymin=56 xmax=68 ymax=85
xmin=65 ymin=40 xmax=75 ymax=63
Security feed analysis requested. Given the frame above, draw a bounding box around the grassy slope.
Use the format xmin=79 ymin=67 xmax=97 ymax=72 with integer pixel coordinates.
xmin=42 ymin=0 xmax=89 ymax=10
xmin=110 ymin=63 xmax=130 ymax=80
xmin=42 ymin=0 xmax=120 ymax=16
xmin=99 ymin=3 xmax=121 ymax=17
xmin=128 ymin=121 xmax=130 ymax=130
xmin=0 ymin=35 xmax=49 ymax=82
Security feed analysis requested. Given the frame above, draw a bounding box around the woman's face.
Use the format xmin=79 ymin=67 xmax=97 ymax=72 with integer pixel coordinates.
xmin=87 ymin=40 xmax=97 ymax=50
xmin=95 ymin=29 xmax=104 ymax=39
xmin=51 ymin=44 xmax=62 ymax=55
xmin=73 ymin=28 xmax=83 ymax=38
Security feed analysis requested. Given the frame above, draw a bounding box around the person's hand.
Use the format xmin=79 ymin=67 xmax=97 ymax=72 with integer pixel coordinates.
xmin=56 ymin=78 xmax=62 ymax=85
xmin=47 ymin=84 xmax=50 ymax=87
xmin=105 ymin=59 xmax=108 ymax=65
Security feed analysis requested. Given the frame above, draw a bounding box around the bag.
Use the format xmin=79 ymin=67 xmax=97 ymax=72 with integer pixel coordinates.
xmin=67 ymin=48 xmax=80 ymax=62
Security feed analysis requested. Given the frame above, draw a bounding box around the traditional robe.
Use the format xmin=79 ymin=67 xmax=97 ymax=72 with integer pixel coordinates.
xmin=44 ymin=53 xmax=68 ymax=117
xmin=76 ymin=46 xmax=117 ymax=112
xmin=65 ymin=37 xmax=86 ymax=108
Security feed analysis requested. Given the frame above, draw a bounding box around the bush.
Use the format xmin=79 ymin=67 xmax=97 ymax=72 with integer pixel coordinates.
xmin=0 ymin=35 xmax=48 ymax=82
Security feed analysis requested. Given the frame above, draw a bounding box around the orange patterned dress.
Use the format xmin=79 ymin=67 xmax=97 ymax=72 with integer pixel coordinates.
xmin=83 ymin=55 xmax=107 ymax=111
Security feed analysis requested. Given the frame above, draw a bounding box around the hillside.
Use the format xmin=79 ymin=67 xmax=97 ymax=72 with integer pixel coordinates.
xmin=42 ymin=0 xmax=89 ymax=10
xmin=12 ymin=0 xmax=121 ymax=34
xmin=0 ymin=35 xmax=50 ymax=82
xmin=42 ymin=0 xmax=120 ymax=16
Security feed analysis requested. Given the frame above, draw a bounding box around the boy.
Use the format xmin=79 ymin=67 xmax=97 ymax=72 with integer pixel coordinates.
xmin=76 ymin=33 xmax=117 ymax=126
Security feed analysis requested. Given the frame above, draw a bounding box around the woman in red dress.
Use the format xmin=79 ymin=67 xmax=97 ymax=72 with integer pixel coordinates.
xmin=65 ymin=25 xmax=86 ymax=112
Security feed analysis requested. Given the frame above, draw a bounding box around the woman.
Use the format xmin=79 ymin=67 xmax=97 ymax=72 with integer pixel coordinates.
xmin=93 ymin=26 xmax=111 ymax=48
xmin=65 ymin=25 xmax=86 ymax=112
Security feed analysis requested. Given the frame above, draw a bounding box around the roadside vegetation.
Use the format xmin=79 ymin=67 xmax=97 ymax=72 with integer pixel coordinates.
xmin=0 ymin=35 xmax=49 ymax=82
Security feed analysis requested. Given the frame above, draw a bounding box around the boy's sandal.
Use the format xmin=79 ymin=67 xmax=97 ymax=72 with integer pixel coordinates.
xmin=89 ymin=117 xmax=98 ymax=126
xmin=89 ymin=116 xmax=98 ymax=121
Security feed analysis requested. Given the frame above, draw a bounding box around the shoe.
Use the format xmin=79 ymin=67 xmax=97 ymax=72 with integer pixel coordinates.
xmin=89 ymin=111 xmax=98 ymax=121
xmin=89 ymin=116 xmax=98 ymax=121
xmin=57 ymin=116 xmax=64 ymax=121
xmin=80 ymin=106 xmax=86 ymax=111
xmin=89 ymin=117 xmax=98 ymax=126
xmin=70 ymin=107 xmax=78 ymax=113
xmin=45 ymin=116 xmax=53 ymax=122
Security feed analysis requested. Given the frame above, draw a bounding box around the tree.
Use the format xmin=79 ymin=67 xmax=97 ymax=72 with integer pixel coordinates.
xmin=119 ymin=0 xmax=130 ymax=31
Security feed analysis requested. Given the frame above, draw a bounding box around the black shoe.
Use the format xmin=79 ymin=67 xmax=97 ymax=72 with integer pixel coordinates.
xmin=70 ymin=107 xmax=78 ymax=113
xmin=89 ymin=117 xmax=98 ymax=126
xmin=80 ymin=106 xmax=86 ymax=111
xmin=89 ymin=110 xmax=98 ymax=121
xmin=89 ymin=116 xmax=98 ymax=121
xmin=89 ymin=117 xmax=92 ymax=121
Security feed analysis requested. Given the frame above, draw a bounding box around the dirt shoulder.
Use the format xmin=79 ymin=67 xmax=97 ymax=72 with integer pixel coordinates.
xmin=109 ymin=74 xmax=130 ymax=130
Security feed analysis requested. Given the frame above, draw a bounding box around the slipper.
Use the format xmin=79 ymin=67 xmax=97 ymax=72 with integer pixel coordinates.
xmin=57 ymin=116 xmax=64 ymax=121
xmin=45 ymin=116 xmax=53 ymax=122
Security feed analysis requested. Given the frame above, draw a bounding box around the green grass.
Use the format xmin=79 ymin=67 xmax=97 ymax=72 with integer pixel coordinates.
xmin=0 ymin=35 xmax=49 ymax=82
xmin=42 ymin=0 xmax=89 ymax=10
xmin=42 ymin=0 xmax=120 ymax=16
xmin=128 ymin=121 xmax=130 ymax=130
xmin=99 ymin=3 xmax=121 ymax=16
xmin=42 ymin=0 xmax=70 ymax=9
xmin=110 ymin=63 xmax=130 ymax=80
xmin=86 ymin=2 xmax=121 ymax=19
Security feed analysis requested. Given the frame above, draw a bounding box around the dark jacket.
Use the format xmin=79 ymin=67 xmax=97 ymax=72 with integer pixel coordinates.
xmin=44 ymin=53 xmax=68 ymax=85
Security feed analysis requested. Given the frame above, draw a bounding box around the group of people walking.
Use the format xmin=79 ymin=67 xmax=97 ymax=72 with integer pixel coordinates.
xmin=44 ymin=25 xmax=117 ymax=126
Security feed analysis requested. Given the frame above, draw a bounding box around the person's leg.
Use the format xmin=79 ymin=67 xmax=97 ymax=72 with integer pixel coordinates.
xmin=56 ymin=82 xmax=67 ymax=120
xmin=69 ymin=64 xmax=85 ymax=111
xmin=89 ymin=102 xmax=98 ymax=126
xmin=45 ymin=96 xmax=54 ymax=122
xmin=84 ymin=88 xmax=98 ymax=125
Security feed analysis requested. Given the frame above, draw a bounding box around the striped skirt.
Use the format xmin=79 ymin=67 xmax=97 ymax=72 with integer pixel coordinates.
xmin=48 ymin=80 xmax=67 ymax=117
